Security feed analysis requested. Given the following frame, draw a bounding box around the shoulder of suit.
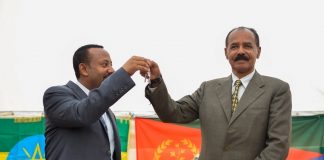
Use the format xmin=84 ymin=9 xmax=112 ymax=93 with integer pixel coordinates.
xmin=259 ymin=75 xmax=290 ymax=90
xmin=260 ymin=75 xmax=288 ymax=84
xmin=44 ymin=81 xmax=74 ymax=95
xmin=201 ymin=77 xmax=229 ymax=87
xmin=208 ymin=77 xmax=228 ymax=83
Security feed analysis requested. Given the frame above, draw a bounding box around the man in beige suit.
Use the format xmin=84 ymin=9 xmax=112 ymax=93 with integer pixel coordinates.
xmin=143 ymin=27 xmax=292 ymax=160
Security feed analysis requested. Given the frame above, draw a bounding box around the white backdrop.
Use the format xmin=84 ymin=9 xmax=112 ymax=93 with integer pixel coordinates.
xmin=1 ymin=0 xmax=324 ymax=112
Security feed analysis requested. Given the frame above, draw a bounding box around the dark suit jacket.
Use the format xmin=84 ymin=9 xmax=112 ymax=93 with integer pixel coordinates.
xmin=43 ymin=68 xmax=135 ymax=160
xmin=145 ymin=71 xmax=292 ymax=160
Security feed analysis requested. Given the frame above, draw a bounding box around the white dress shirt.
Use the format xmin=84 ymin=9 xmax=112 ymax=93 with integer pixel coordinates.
xmin=231 ymin=70 xmax=256 ymax=101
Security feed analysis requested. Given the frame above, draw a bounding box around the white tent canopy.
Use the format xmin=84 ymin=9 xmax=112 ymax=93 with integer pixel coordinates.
xmin=1 ymin=0 xmax=324 ymax=112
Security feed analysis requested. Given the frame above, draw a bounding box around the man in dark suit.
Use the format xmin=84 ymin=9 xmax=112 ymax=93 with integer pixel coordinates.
xmin=43 ymin=44 xmax=149 ymax=160
xmin=144 ymin=27 xmax=292 ymax=160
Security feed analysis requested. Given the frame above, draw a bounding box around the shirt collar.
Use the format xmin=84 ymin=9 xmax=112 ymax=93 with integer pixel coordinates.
xmin=231 ymin=70 xmax=256 ymax=88
xmin=75 ymin=80 xmax=90 ymax=96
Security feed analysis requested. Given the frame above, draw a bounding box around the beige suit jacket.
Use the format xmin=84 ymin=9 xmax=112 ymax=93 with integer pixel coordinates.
xmin=145 ymin=72 xmax=292 ymax=160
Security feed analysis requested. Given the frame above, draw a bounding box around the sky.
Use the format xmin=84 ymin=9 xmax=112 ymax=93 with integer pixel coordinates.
xmin=0 ymin=0 xmax=324 ymax=112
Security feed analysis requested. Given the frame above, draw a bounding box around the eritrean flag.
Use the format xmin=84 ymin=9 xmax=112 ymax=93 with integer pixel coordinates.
xmin=135 ymin=115 xmax=324 ymax=160
xmin=287 ymin=115 xmax=324 ymax=160
xmin=135 ymin=118 xmax=201 ymax=160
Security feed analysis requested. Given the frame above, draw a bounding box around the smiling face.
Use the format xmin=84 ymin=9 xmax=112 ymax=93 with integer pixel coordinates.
xmin=224 ymin=28 xmax=261 ymax=78
xmin=80 ymin=48 xmax=115 ymax=90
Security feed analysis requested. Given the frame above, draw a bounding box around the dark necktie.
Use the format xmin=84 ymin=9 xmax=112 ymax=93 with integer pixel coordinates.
xmin=99 ymin=116 xmax=111 ymax=154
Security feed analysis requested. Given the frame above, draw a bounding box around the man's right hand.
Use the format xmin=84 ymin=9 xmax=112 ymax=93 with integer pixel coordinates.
xmin=122 ymin=56 xmax=150 ymax=76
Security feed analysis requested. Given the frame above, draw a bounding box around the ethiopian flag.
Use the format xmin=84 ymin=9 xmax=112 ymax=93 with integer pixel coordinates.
xmin=0 ymin=116 xmax=45 ymax=159
xmin=116 ymin=117 xmax=131 ymax=160
xmin=135 ymin=118 xmax=201 ymax=160
xmin=0 ymin=116 xmax=130 ymax=160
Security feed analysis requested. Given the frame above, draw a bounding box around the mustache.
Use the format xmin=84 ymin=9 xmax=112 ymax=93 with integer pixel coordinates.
xmin=234 ymin=54 xmax=249 ymax=61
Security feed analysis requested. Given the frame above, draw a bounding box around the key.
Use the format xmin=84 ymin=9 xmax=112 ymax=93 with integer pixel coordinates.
xmin=144 ymin=68 xmax=150 ymax=83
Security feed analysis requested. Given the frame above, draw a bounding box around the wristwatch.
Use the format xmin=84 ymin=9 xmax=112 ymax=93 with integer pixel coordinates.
xmin=149 ymin=75 xmax=162 ymax=88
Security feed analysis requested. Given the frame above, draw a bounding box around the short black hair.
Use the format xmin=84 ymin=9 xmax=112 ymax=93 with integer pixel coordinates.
xmin=73 ymin=44 xmax=103 ymax=79
xmin=225 ymin=26 xmax=260 ymax=47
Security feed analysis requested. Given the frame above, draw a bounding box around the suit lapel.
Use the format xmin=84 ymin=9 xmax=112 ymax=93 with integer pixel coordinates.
xmin=229 ymin=72 xmax=265 ymax=126
xmin=107 ymin=109 xmax=119 ymax=143
xmin=107 ymin=109 xmax=121 ymax=160
xmin=99 ymin=116 xmax=109 ymax=139
xmin=216 ymin=76 xmax=232 ymax=122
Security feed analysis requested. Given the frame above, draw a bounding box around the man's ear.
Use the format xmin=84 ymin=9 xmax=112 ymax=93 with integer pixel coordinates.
xmin=79 ymin=63 xmax=89 ymax=77
xmin=224 ymin=48 xmax=229 ymax=59
xmin=257 ymin=47 xmax=261 ymax=58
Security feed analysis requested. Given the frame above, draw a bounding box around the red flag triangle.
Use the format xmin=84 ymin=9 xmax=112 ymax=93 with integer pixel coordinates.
xmin=135 ymin=118 xmax=201 ymax=160
xmin=286 ymin=148 xmax=322 ymax=160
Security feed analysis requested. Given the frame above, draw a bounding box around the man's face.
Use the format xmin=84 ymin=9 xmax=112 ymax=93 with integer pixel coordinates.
xmin=224 ymin=29 xmax=261 ymax=78
xmin=85 ymin=48 xmax=114 ymax=89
